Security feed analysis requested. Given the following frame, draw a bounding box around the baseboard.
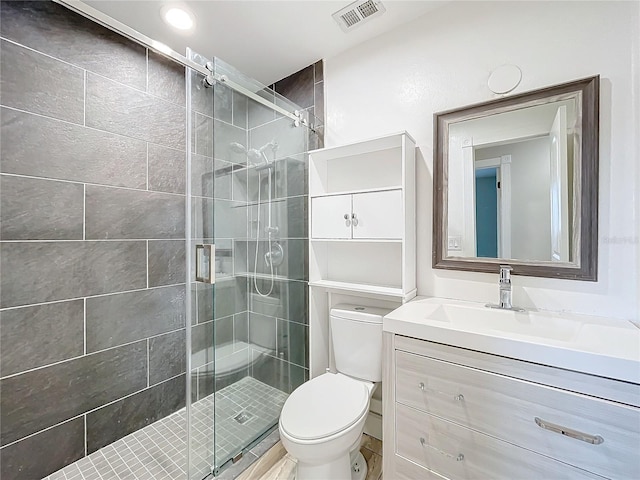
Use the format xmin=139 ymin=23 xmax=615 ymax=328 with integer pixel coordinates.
xmin=363 ymin=411 xmax=382 ymax=440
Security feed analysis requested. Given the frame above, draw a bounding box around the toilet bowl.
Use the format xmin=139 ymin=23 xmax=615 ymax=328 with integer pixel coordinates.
xmin=279 ymin=373 xmax=375 ymax=480
xmin=278 ymin=304 xmax=391 ymax=480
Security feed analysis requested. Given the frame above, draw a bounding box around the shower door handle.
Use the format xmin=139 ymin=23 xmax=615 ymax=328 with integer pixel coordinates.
xmin=195 ymin=244 xmax=216 ymax=284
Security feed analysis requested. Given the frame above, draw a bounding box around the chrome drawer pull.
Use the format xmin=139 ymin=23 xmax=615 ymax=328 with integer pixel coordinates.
xmin=418 ymin=382 xmax=464 ymax=402
xmin=420 ymin=437 xmax=464 ymax=462
xmin=534 ymin=417 xmax=604 ymax=445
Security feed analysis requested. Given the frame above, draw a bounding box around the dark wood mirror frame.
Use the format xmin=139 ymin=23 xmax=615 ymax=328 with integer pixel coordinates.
xmin=433 ymin=75 xmax=599 ymax=281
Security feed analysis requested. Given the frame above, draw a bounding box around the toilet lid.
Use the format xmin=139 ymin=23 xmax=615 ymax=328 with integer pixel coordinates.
xmin=280 ymin=374 xmax=369 ymax=441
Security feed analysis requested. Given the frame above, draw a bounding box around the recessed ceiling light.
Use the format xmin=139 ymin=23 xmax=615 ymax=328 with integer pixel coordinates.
xmin=162 ymin=5 xmax=195 ymax=31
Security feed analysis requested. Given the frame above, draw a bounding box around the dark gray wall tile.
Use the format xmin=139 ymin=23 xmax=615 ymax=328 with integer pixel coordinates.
xmin=274 ymin=65 xmax=314 ymax=109
xmin=196 ymin=283 xmax=214 ymax=325
xmin=0 ymin=300 xmax=84 ymax=377
xmin=191 ymin=320 xmax=213 ymax=369
xmin=192 ymin=196 xmax=214 ymax=239
xmin=149 ymin=330 xmax=186 ymax=385
xmin=0 ymin=175 xmax=84 ymax=241
xmin=148 ymin=144 xmax=186 ymax=194
xmin=192 ymin=154 xmax=214 ymax=198
xmin=85 ymin=186 xmax=185 ymax=240
xmin=214 ymin=83 xmax=233 ymax=124
xmin=314 ymin=81 xmax=325 ymax=123
xmin=147 ymin=51 xmax=185 ymax=106
xmin=314 ymin=60 xmax=324 ymax=83
xmin=0 ymin=341 xmax=147 ymax=445
xmin=0 ymin=1 xmax=147 ymax=90
xmin=250 ymin=351 xmax=306 ymax=394
xmin=275 ymin=154 xmax=308 ymax=200
xmin=85 ymin=73 xmax=185 ymax=150
xmin=86 ymin=285 xmax=186 ymax=352
xmin=215 ymin=315 xmax=233 ymax=347
xmin=1 ymin=108 xmax=147 ymax=188
xmin=232 ymin=91 xmax=248 ymax=129
xmin=245 ymin=239 xmax=307 ymax=281
xmin=0 ymin=417 xmax=84 ymax=480
xmin=0 ymin=241 xmax=146 ymax=309
xmin=252 ymin=195 xmax=306 ymax=239
xmin=248 ymin=312 xmax=276 ymax=352
xmin=215 ymin=200 xmax=248 ymax=239
xmin=233 ymin=312 xmax=249 ymax=344
xmin=248 ymin=91 xmax=276 ymax=129
xmin=148 ymin=240 xmax=186 ymax=287
xmin=214 ymin=277 xmax=247 ymax=320
xmin=86 ymin=375 xmax=185 ymax=454
xmin=249 ymin=279 xmax=307 ymax=324
xmin=0 ymin=40 xmax=84 ymax=124
xmin=277 ymin=318 xmax=308 ymax=368
xmin=250 ymin=116 xmax=306 ymax=161
xmin=193 ymin=113 xmax=214 ymax=157
xmin=214 ymin=119 xmax=247 ymax=163
xmin=189 ymin=70 xmax=213 ymax=116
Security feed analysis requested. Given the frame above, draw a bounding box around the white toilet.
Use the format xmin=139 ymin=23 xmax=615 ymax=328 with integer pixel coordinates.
xmin=279 ymin=304 xmax=391 ymax=480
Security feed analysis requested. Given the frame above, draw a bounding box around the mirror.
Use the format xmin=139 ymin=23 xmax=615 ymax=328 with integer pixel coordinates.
xmin=433 ymin=76 xmax=599 ymax=280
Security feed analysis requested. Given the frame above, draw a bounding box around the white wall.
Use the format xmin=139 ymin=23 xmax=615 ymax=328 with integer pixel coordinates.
xmin=325 ymin=1 xmax=639 ymax=320
xmin=476 ymin=139 xmax=551 ymax=261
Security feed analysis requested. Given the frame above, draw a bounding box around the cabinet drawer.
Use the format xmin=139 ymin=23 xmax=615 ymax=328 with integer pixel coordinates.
xmin=396 ymin=403 xmax=603 ymax=480
xmin=396 ymin=351 xmax=640 ymax=479
xmin=393 ymin=454 xmax=448 ymax=480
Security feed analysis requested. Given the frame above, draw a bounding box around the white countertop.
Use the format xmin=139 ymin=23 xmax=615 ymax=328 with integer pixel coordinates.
xmin=384 ymin=297 xmax=640 ymax=384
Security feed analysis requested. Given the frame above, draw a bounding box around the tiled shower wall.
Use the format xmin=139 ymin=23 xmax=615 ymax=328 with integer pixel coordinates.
xmin=192 ymin=63 xmax=325 ymax=406
xmin=0 ymin=2 xmax=187 ymax=478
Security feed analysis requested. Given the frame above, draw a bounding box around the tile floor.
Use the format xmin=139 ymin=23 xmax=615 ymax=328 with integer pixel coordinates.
xmin=43 ymin=377 xmax=288 ymax=480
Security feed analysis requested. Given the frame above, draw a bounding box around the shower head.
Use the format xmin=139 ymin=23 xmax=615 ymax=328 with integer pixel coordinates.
xmin=229 ymin=141 xmax=277 ymax=168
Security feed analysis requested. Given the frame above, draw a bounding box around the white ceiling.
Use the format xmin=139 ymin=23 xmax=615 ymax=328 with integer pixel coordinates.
xmin=84 ymin=0 xmax=445 ymax=85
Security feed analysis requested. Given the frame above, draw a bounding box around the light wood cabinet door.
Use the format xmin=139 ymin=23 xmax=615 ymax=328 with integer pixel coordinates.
xmin=311 ymin=194 xmax=352 ymax=239
xmin=352 ymin=190 xmax=403 ymax=239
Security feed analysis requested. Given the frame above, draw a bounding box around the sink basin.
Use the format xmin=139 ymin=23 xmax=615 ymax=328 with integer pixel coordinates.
xmin=425 ymin=303 xmax=582 ymax=342
xmin=383 ymin=296 xmax=640 ymax=384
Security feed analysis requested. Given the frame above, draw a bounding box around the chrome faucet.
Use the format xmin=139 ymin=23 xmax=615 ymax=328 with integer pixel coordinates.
xmin=499 ymin=265 xmax=514 ymax=309
xmin=486 ymin=265 xmax=525 ymax=312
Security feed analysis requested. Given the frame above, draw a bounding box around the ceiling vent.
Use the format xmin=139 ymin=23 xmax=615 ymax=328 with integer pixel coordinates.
xmin=332 ymin=0 xmax=386 ymax=33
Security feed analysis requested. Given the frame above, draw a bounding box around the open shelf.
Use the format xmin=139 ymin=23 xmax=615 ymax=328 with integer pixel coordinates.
xmin=309 ymin=280 xmax=416 ymax=300
xmin=310 ymin=238 xmax=403 ymax=243
xmin=309 ymin=186 xmax=402 ymax=199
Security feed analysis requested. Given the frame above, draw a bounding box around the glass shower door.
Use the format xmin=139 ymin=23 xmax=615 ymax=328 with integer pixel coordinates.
xmin=186 ymin=52 xmax=314 ymax=478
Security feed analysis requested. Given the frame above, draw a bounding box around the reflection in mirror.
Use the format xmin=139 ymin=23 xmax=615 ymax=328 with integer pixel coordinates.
xmin=447 ymin=98 xmax=578 ymax=263
xmin=433 ymin=76 xmax=599 ymax=280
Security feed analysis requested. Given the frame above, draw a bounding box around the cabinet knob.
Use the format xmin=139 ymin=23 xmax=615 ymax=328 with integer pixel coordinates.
xmin=344 ymin=213 xmax=351 ymax=227
xmin=454 ymin=394 xmax=464 ymax=401
xmin=351 ymin=213 xmax=359 ymax=227
xmin=418 ymin=382 xmax=425 ymax=391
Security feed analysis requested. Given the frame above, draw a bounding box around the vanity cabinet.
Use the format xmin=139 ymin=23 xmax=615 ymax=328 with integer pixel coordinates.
xmin=383 ymin=334 xmax=640 ymax=480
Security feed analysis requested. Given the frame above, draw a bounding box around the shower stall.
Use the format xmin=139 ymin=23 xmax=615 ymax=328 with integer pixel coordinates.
xmin=185 ymin=54 xmax=314 ymax=479
xmin=0 ymin=1 xmax=318 ymax=478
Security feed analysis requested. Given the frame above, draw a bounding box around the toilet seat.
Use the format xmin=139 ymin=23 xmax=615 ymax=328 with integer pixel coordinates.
xmin=280 ymin=373 xmax=370 ymax=441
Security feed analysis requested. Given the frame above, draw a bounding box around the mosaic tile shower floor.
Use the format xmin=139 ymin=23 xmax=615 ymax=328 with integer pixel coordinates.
xmin=43 ymin=377 xmax=289 ymax=480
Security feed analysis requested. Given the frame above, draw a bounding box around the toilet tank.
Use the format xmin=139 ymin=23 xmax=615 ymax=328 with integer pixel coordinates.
xmin=330 ymin=304 xmax=392 ymax=382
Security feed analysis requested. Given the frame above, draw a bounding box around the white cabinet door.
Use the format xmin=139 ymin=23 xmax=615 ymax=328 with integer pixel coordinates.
xmin=352 ymin=190 xmax=403 ymax=239
xmin=311 ymin=195 xmax=352 ymax=239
